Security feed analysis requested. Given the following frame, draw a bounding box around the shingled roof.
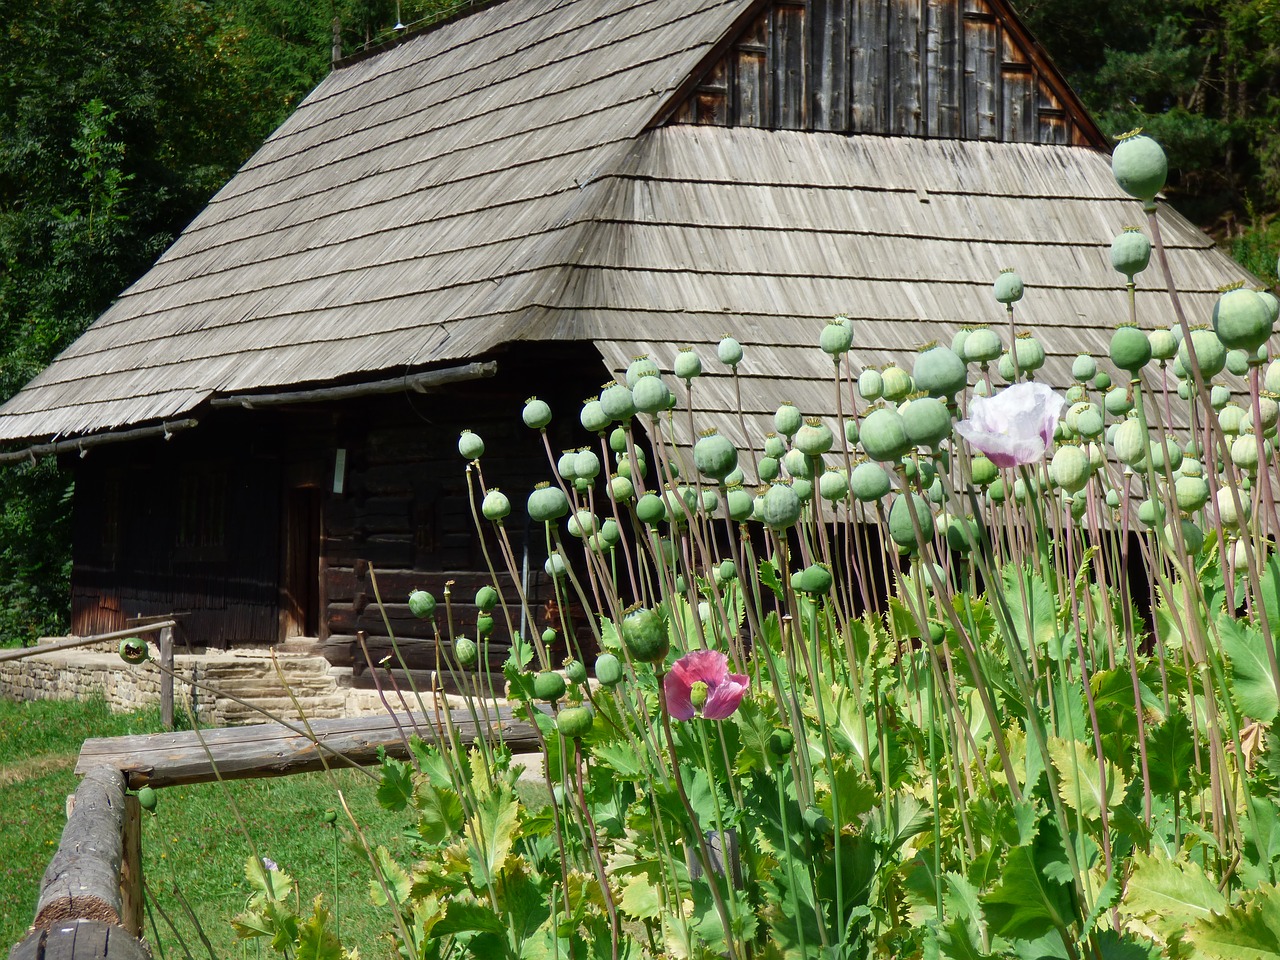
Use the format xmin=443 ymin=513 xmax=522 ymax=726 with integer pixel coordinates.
xmin=0 ymin=0 xmax=1257 ymax=451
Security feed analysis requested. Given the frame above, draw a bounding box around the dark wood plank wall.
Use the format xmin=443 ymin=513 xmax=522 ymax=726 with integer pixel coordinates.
xmin=668 ymin=0 xmax=1094 ymax=146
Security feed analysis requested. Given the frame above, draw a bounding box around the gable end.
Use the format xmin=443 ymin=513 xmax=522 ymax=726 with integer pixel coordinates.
xmin=659 ymin=0 xmax=1105 ymax=147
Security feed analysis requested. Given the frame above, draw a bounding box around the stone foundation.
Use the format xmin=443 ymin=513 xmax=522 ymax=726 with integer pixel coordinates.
xmin=0 ymin=640 xmax=457 ymax=725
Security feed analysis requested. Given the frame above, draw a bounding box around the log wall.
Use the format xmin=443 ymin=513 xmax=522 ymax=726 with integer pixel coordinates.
xmin=667 ymin=0 xmax=1102 ymax=147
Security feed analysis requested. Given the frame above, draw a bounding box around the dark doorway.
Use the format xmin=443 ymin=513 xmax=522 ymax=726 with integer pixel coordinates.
xmin=280 ymin=486 xmax=322 ymax=641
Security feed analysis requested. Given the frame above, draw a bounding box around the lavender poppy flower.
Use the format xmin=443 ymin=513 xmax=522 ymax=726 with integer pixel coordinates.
xmin=955 ymin=381 xmax=1066 ymax=468
xmin=664 ymin=650 xmax=748 ymax=721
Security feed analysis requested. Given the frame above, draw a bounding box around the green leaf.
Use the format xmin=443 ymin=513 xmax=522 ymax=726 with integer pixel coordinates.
xmin=417 ymin=781 xmax=465 ymax=845
xmin=433 ymin=897 xmax=508 ymax=936
xmin=376 ymin=754 xmax=415 ymax=811
xmin=465 ymin=785 xmax=520 ymax=887
xmin=1001 ymin=563 xmax=1061 ymax=659
xmin=1258 ymin=554 xmax=1280 ymax=638
xmin=296 ymin=897 xmax=343 ymax=960
xmin=1047 ymin=736 xmax=1127 ymax=820
xmin=1219 ymin=613 xmax=1280 ymax=722
xmin=369 ymin=845 xmax=411 ymax=907
xmin=1189 ymin=883 xmax=1280 ymax=959
xmin=619 ymin=873 xmax=663 ymax=920
xmin=982 ymin=826 xmax=1076 ymax=941
xmin=1145 ymin=713 xmax=1198 ymax=797
xmin=1119 ymin=849 xmax=1226 ymax=941
xmin=244 ymin=855 xmax=295 ymax=903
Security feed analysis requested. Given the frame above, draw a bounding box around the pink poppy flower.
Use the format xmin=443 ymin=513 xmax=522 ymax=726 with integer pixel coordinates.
xmin=664 ymin=650 xmax=748 ymax=721
xmin=955 ymin=382 xmax=1066 ymax=468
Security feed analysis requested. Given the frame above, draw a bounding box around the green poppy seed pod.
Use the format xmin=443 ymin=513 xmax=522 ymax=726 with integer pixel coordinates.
xmin=969 ymin=455 xmax=997 ymax=486
xmin=1171 ymin=353 xmax=1188 ymax=379
xmin=900 ymin=396 xmax=952 ymax=448
xmin=1065 ymin=401 xmax=1090 ymax=433
xmin=1072 ymin=354 xmax=1097 ymax=382
xmin=580 ymin=399 xmax=610 ymax=434
xmin=475 ymin=585 xmax=498 ymax=612
xmin=912 ymin=345 xmax=968 ymax=399
xmin=594 ymin=653 xmax=623 ymax=686
xmin=408 ymin=590 xmax=436 ymax=619
xmin=963 ymin=327 xmax=1003 ymax=364
xmin=726 ymin=485 xmax=754 ymax=520
xmin=1231 ymin=434 xmax=1265 ymax=472
xmin=137 ymin=786 xmax=158 ymax=813
xmin=988 ymin=477 xmax=1006 ymax=502
xmin=1137 ymin=498 xmax=1165 ymax=528
xmin=763 ymin=433 xmax=786 ymax=459
xmin=820 ymin=318 xmax=854 ymax=357
xmin=1213 ymin=285 xmax=1273 ymax=352
xmin=534 ymin=671 xmax=567 ymax=703
xmin=544 ymin=554 xmax=568 ymax=579
xmin=1256 ymin=396 xmax=1280 ymax=431
xmin=859 ymin=407 xmax=911 ymax=462
xmin=1076 ymin=406 xmax=1105 ymax=438
xmin=1167 ymin=518 xmax=1204 ymax=555
xmin=1178 ymin=327 xmax=1227 ymax=379
xmin=599 ymin=381 xmax=635 ymax=422
xmin=774 ymin=402 xmax=802 ymax=438
xmin=997 ymin=352 xmax=1017 ymax=382
xmin=1148 ymin=328 xmax=1177 ymax=362
xmin=1110 ymin=325 xmax=1151 ymax=374
xmin=626 ymin=356 xmax=661 ymax=388
xmin=610 ymin=474 xmax=634 ymax=502
xmin=1212 ymin=386 xmax=1233 ymax=413
xmin=1068 ymin=494 xmax=1088 ymax=520
xmin=715 ymin=559 xmax=738 ymax=584
xmin=1218 ymin=403 xmax=1246 ymax=435
xmin=757 ymin=455 xmax=780 ymax=482
xmin=1261 ymin=290 xmax=1280 ymax=325
xmin=888 ymin=493 xmax=934 ymax=549
xmin=850 ymin=461 xmax=891 ymax=502
xmin=700 ymin=489 xmax=719 ymax=514
xmin=616 ymin=451 xmax=647 ymax=480
xmin=1226 ymin=349 xmax=1250 ymax=377
xmin=993 ymin=268 xmax=1024 ymax=305
xmin=1174 ymin=474 xmax=1210 ymax=512
xmin=1013 ymin=476 xmax=1038 ymax=503
xmin=1112 ymin=418 xmax=1148 ymax=467
xmin=608 ymin=427 xmax=629 ymax=454
xmin=458 ymin=430 xmax=484 ymax=460
xmin=796 ymin=563 xmax=834 ymax=596
xmin=1110 ymin=227 xmax=1152 ymax=281
xmin=119 ymin=637 xmax=149 ymax=665
xmin=322 ymin=808 xmax=338 ymax=825
xmin=1180 ymin=453 xmax=1203 ymax=476
xmin=760 ymin=483 xmax=802 ymax=529
xmin=566 ymin=509 xmax=598 ymax=539
xmin=951 ymin=328 xmax=970 ymax=356
xmin=1217 ymin=487 xmax=1251 ymax=527
xmin=1149 ymin=437 xmax=1183 ymax=474
xmin=1094 ymin=371 xmax=1113 ymax=392
xmin=794 ymin=419 xmax=834 ymax=457
xmin=522 ymin=397 xmax=552 ymax=430
xmin=481 ymin=488 xmax=511 ymax=521
xmin=635 ymin=492 xmax=667 ymax=526
xmin=1111 ymin=131 xmax=1167 ymax=202
xmin=528 ymin=483 xmax=570 ymax=523
xmin=1104 ymin=488 xmax=1120 ymax=509
xmin=844 ymin=419 xmax=859 ymax=445
xmin=454 ymin=636 xmax=479 ymax=667
xmin=630 ymin=374 xmax=673 ymax=416
xmin=575 ymin=449 xmax=601 ymax=480
xmin=717 ymin=336 xmax=744 ymax=367
xmin=819 ymin=468 xmax=849 ymax=502
xmin=621 ymin=605 xmax=670 ymax=662
xmin=557 ymin=450 xmax=579 ymax=481
xmin=1104 ymin=386 xmax=1133 ymax=417
xmin=1014 ymin=334 xmax=1046 ymax=372
xmin=926 ymin=476 xmax=945 ymax=504
xmin=693 ymin=430 xmax=738 ymax=480
xmin=1051 ymin=445 xmax=1090 ymax=494
xmin=674 ymin=348 xmax=703 ymax=381
xmin=880 ymin=365 xmax=913 ymax=400
xmin=791 ymin=476 xmax=814 ymax=503
xmin=782 ymin=448 xmax=812 ymax=479
xmin=903 ymin=456 xmax=934 ymax=486
xmin=565 ymin=659 xmax=588 ymax=685
xmin=1266 ymin=360 xmax=1280 ymax=394
xmin=857 ymin=368 xmax=883 ymax=401
xmin=662 ymin=486 xmax=697 ymax=523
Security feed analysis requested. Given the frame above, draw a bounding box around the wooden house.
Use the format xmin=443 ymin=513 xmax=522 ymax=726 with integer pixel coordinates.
xmin=0 ymin=0 xmax=1258 ymax=674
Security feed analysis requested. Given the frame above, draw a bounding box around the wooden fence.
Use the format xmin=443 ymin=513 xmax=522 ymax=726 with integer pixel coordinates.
xmin=8 ymin=706 xmax=539 ymax=959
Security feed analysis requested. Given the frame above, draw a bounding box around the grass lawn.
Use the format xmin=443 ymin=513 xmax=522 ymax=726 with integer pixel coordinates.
xmin=0 ymin=697 xmax=416 ymax=958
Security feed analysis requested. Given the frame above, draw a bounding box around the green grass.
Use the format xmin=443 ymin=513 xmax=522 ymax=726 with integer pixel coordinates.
xmin=0 ymin=697 xmax=415 ymax=958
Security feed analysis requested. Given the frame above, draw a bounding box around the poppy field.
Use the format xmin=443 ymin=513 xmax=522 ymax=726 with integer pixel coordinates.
xmin=141 ymin=132 xmax=1280 ymax=959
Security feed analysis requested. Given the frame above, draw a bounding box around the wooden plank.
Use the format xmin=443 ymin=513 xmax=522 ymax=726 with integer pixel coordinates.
xmin=1001 ymin=64 xmax=1035 ymax=142
xmin=809 ymin=0 xmax=849 ymax=131
xmin=925 ymin=0 xmax=961 ymax=137
xmin=118 ymin=798 xmax=142 ymax=938
xmin=773 ymin=4 xmax=807 ymax=130
xmin=75 ymin=708 xmax=540 ymax=789
xmin=889 ymin=0 xmax=923 ymax=135
xmin=850 ymin=0 xmax=888 ymax=132
xmin=962 ymin=9 xmax=998 ymax=139
xmin=735 ymin=47 xmax=767 ymax=127
xmin=34 ymin=768 xmax=126 ymax=931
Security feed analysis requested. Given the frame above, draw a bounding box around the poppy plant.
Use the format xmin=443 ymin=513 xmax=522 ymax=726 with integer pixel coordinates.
xmin=664 ymin=650 xmax=748 ymax=721
xmin=955 ymin=381 xmax=1065 ymax=468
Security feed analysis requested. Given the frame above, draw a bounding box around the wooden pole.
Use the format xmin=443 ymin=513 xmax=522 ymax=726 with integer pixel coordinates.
xmin=118 ymin=797 xmax=143 ymax=938
xmin=0 ymin=621 xmax=176 ymax=664
xmin=34 ymin=767 xmax=127 ymax=930
xmin=9 ymin=919 xmax=150 ymax=960
xmin=159 ymin=625 xmax=174 ymax=731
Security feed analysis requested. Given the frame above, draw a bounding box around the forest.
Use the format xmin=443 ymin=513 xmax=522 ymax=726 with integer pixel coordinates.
xmin=0 ymin=0 xmax=1277 ymax=644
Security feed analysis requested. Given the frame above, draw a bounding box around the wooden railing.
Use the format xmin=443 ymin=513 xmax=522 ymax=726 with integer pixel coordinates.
xmin=0 ymin=621 xmax=178 ymax=729
xmin=8 ymin=706 xmax=538 ymax=959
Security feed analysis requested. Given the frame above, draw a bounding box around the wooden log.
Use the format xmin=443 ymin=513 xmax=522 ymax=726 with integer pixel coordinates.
xmin=75 ymin=708 xmax=541 ymax=790
xmin=34 ymin=768 xmax=127 ymax=931
xmin=119 ymin=797 xmax=143 ymax=938
xmin=9 ymin=919 xmax=149 ymax=960
xmin=159 ymin=625 xmax=174 ymax=731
